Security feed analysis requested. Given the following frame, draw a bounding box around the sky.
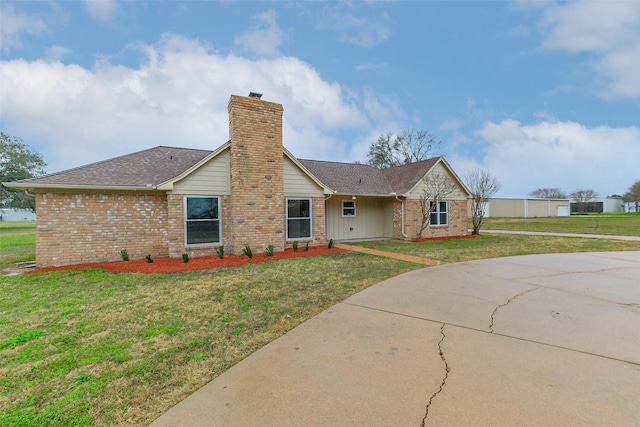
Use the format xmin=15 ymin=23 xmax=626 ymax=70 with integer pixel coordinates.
xmin=1 ymin=1 xmax=639 ymax=197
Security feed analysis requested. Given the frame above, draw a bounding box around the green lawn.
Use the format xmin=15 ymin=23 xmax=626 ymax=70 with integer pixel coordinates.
xmin=353 ymin=233 xmax=640 ymax=263
xmin=0 ymin=221 xmax=36 ymax=270
xmin=479 ymin=212 xmax=640 ymax=236
xmin=1 ymin=253 xmax=418 ymax=426
xmin=1 ymin=218 xmax=639 ymax=426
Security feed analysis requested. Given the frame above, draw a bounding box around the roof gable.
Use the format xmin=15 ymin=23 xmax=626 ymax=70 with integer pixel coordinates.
xmin=382 ymin=157 xmax=441 ymax=195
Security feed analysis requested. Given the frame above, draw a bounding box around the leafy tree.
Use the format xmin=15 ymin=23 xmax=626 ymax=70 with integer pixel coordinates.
xmin=623 ymin=180 xmax=640 ymax=212
xmin=465 ymin=168 xmax=501 ymax=235
xmin=528 ymin=187 xmax=567 ymax=199
xmin=366 ymin=128 xmax=441 ymax=168
xmin=570 ymin=189 xmax=597 ymax=214
xmin=0 ymin=133 xmax=47 ymax=211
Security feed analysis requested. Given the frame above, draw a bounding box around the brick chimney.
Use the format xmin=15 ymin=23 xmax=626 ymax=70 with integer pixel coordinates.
xmin=227 ymin=94 xmax=285 ymax=254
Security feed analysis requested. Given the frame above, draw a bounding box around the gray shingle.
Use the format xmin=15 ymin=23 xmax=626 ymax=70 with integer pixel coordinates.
xmin=382 ymin=157 xmax=440 ymax=194
xmin=12 ymin=146 xmax=212 ymax=187
xmin=298 ymin=159 xmax=394 ymax=195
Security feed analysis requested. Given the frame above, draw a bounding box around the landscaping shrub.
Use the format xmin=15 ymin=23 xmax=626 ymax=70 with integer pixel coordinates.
xmin=242 ymin=245 xmax=253 ymax=259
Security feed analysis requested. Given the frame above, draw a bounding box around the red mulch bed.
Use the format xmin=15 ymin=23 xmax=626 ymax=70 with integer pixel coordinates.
xmin=413 ymin=235 xmax=479 ymax=243
xmin=32 ymin=246 xmax=348 ymax=274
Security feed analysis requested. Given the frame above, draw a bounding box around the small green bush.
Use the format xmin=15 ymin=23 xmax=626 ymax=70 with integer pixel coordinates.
xmin=242 ymin=245 xmax=253 ymax=259
xmin=182 ymin=253 xmax=189 ymax=263
xmin=292 ymin=240 xmax=299 ymax=252
xmin=145 ymin=254 xmax=153 ymax=263
xmin=328 ymin=238 xmax=334 ymax=249
xmin=120 ymin=249 xmax=129 ymax=261
xmin=265 ymin=245 xmax=274 ymax=256
xmin=305 ymin=241 xmax=310 ymax=251
xmin=216 ymin=245 xmax=224 ymax=259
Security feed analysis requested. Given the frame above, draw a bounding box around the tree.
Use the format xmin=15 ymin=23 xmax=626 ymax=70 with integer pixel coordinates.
xmin=0 ymin=133 xmax=47 ymax=211
xmin=417 ymin=172 xmax=459 ymax=239
xmin=528 ymin=187 xmax=567 ymax=199
xmin=570 ymin=189 xmax=597 ymax=214
xmin=366 ymin=128 xmax=441 ymax=168
xmin=623 ymin=180 xmax=640 ymax=212
xmin=465 ymin=168 xmax=501 ymax=235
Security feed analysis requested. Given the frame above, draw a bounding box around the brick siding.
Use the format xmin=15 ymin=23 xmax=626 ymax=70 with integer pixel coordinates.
xmin=35 ymin=192 xmax=168 ymax=266
xmin=394 ymin=199 xmax=468 ymax=240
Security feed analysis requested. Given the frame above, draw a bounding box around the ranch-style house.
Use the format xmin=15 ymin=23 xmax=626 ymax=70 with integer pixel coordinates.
xmin=5 ymin=93 xmax=471 ymax=266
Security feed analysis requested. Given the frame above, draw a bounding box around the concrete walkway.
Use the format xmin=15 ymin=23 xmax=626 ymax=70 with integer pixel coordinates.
xmin=335 ymin=243 xmax=445 ymax=266
xmin=150 ymin=251 xmax=640 ymax=426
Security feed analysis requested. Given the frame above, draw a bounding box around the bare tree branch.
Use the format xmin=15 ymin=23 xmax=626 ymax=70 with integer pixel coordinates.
xmin=366 ymin=129 xmax=441 ymax=168
xmin=465 ymin=168 xmax=501 ymax=235
xmin=418 ymin=173 xmax=459 ymax=238
xmin=569 ymin=189 xmax=597 ymax=214
xmin=528 ymin=187 xmax=567 ymax=199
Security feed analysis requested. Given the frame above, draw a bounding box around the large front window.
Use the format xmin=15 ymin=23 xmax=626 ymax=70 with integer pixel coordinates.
xmin=430 ymin=201 xmax=448 ymax=226
xmin=287 ymin=198 xmax=311 ymax=239
xmin=185 ymin=196 xmax=221 ymax=245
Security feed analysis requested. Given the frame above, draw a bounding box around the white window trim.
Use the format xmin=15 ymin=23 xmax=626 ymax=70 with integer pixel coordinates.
xmin=286 ymin=198 xmax=312 ymax=240
xmin=430 ymin=200 xmax=449 ymax=227
xmin=184 ymin=195 xmax=222 ymax=246
xmin=342 ymin=200 xmax=356 ymax=217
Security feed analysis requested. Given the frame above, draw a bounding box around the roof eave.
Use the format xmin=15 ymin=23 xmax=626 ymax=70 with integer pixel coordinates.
xmin=332 ymin=192 xmax=400 ymax=198
xmin=2 ymin=182 xmax=161 ymax=192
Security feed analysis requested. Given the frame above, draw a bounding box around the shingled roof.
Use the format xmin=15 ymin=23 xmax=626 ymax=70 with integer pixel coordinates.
xmin=382 ymin=157 xmax=441 ymax=194
xmin=298 ymin=159 xmax=393 ymax=195
xmin=8 ymin=144 xmax=448 ymax=196
xmin=9 ymin=146 xmax=213 ymax=188
xmin=298 ymin=157 xmax=442 ymax=195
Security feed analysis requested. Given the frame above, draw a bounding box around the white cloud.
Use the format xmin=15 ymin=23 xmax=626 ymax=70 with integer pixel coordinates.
xmin=319 ymin=6 xmax=392 ymax=48
xmin=0 ymin=34 xmax=370 ymax=174
xmin=44 ymin=45 xmax=73 ymax=62
xmin=234 ymin=9 xmax=288 ymax=57
xmin=82 ymin=0 xmax=118 ymax=23
xmin=0 ymin=4 xmax=47 ymax=51
xmin=355 ymin=62 xmax=388 ymax=72
xmin=538 ymin=1 xmax=640 ymax=99
xmin=473 ymin=119 xmax=640 ymax=197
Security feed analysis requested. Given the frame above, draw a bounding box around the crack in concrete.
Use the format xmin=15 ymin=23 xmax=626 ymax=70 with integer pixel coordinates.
xmin=489 ymin=287 xmax=538 ymax=333
xmin=420 ymin=323 xmax=449 ymax=427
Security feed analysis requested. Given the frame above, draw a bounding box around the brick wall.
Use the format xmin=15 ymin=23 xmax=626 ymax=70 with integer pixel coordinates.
xmin=394 ymin=199 xmax=468 ymax=240
xmin=34 ymin=192 xmax=168 ymax=266
xmin=228 ymin=95 xmax=285 ymax=254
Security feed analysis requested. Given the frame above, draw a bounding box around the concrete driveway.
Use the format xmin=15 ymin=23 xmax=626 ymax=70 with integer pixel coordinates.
xmin=151 ymin=251 xmax=640 ymax=426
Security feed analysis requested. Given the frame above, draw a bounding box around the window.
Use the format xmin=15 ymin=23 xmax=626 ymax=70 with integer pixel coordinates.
xmin=287 ymin=198 xmax=311 ymax=239
xmin=185 ymin=196 xmax=221 ymax=245
xmin=430 ymin=201 xmax=448 ymax=226
xmin=342 ymin=200 xmax=356 ymax=217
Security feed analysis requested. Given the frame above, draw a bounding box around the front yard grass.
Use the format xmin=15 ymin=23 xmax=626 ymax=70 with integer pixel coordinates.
xmin=0 ymin=253 xmax=419 ymax=426
xmin=352 ymin=233 xmax=640 ymax=263
xmin=479 ymin=212 xmax=640 ymax=236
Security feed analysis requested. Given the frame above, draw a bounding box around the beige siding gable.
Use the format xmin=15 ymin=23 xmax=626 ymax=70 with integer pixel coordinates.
xmin=284 ymin=156 xmax=324 ymax=197
xmin=406 ymin=162 xmax=468 ymax=200
xmin=171 ymin=149 xmax=230 ymax=195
